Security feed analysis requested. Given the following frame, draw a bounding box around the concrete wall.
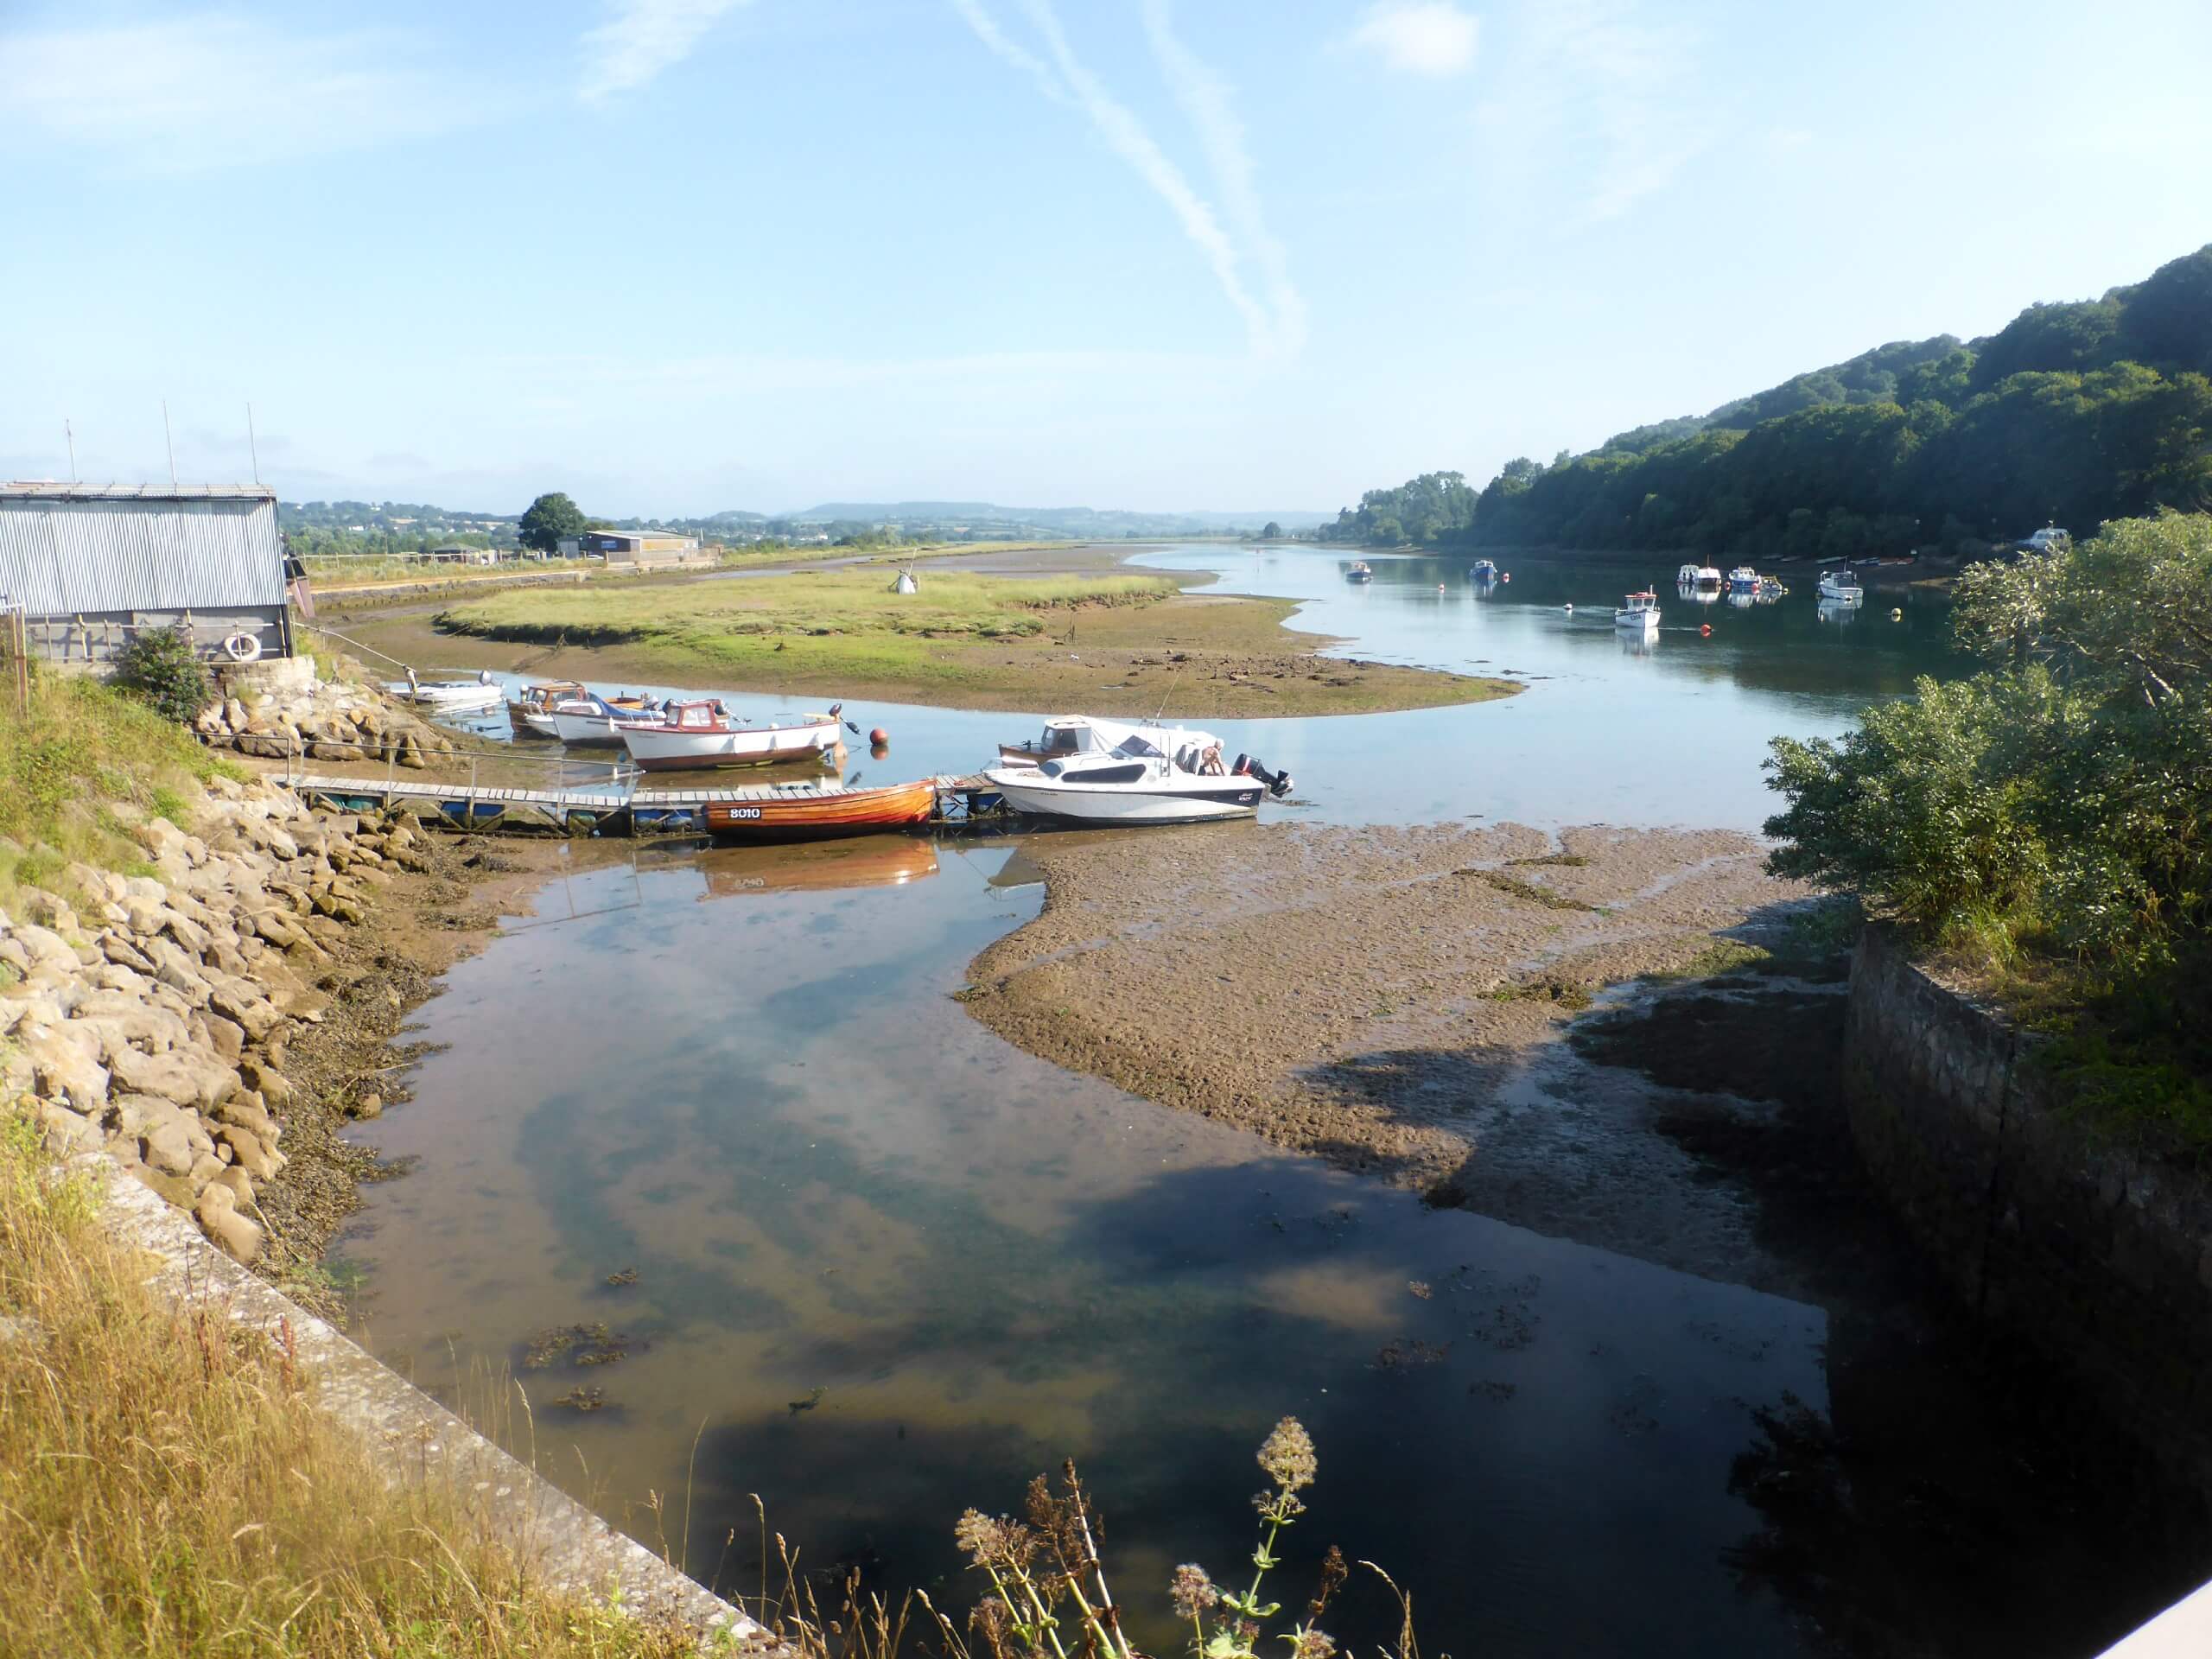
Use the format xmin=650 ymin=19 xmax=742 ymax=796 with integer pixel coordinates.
xmin=1845 ymin=927 xmax=2212 ymax=1495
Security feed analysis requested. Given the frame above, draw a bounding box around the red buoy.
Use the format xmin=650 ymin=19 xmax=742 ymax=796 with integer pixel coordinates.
xmin=869 ymin=726 xmax=890 ymax=747
xmin=1700 ymin=623 xmax=1712 ymax=637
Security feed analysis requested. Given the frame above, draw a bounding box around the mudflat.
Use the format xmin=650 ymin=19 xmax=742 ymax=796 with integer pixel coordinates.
xmin=963 ymin=821 xmax=1815 ymax=1266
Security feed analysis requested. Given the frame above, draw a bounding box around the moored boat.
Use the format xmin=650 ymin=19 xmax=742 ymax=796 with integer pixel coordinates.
xmin=385 ymin=669 xmax=504 ymax=715
xmin=1345 ymin=561 xmax=1374 ymax=582
xmin=1614 ymin=590 xmax=1662 ymax=632
xmin=1469 ymin=559 xmax=1499 ymax=582
xmin=549 ymin=693 xmax=671 ymax=747
xmin=1817 ymin=569 xmax=1865 ymax=603
xmin=508 ymin=680 xmax=588 ymax=738
xmin=1726 ymin=565 xmax=1760 ymax=593
xmin=998 ymin=715 xmax=1104 ymax=767
xmin=984 ymin=718 xmax=1294 ymax=825
xmin=620 ymin=700 xmax=844 ymax=772
xmin=1693 ymin=565 xmax=1722 ymax=588
xmin=702 ymin=777 xmax=938 ymax=842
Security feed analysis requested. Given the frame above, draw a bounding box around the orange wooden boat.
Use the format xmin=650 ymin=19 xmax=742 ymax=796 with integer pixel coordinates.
xmin=702 ymin=778 xmax=937 ymax=842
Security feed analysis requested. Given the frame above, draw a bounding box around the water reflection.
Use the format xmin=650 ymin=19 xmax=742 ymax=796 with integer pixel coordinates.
xmin=345 ymin=844 xmax=1827 ymax=1656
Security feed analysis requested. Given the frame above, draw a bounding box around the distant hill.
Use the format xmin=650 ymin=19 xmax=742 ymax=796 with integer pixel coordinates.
xmin=783 ymin=501 xmax=1331 ymax=537
xmin=1324 ymin=243 xmax=2212 ymax=559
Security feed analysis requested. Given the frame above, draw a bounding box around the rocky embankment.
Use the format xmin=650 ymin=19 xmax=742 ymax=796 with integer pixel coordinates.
xmin=194 ymin=677 xmax=463 ymax=766
xmin=2 ymin=777 xmax=433 ymax=1266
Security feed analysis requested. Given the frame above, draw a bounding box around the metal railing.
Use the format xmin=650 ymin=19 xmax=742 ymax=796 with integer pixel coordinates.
xmin=270 ymin=734 xmax=642 ymax=804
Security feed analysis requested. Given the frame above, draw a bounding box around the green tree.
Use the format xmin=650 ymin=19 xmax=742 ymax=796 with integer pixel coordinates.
xmin=113 ymin=624 xmax=211 ymax=724
xmin=517 ymin=493 xmax=587 ymax=553
xmin=1261 ymin=521 xmax=1284 ymax=540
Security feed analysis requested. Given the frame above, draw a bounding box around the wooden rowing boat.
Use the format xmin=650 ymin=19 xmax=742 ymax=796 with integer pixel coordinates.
xmin=703 ymin=778 xmax=938 ymax=842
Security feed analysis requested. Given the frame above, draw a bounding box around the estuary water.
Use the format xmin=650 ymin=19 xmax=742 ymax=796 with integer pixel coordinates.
xmin=332 ymin=548 xmax=2101 ymax=1656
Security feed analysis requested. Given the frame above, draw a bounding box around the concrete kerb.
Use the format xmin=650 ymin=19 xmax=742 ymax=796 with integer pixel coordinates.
xmin=82 ymin=1153 xmax=771 ymax=1653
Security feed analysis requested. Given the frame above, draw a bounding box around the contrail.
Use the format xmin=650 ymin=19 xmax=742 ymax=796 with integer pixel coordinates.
xmin=950 ymin=0 xmax=1281 ymax=358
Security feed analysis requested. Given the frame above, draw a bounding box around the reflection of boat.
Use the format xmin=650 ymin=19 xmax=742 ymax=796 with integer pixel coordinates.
xmin=1469 ymin=559 xmax=1498 ymax=582
xmin=1818 ymin=569 xmax=1865 ymax=603
xmin=1816 ymin=597 xmax=1859 ymax=626
xmin=702 ymin=778 xmax=937 ymax=842
xmin=620 ymin=700 xmax=843 ymax=772
xmin=386 ymin=670 xmax=504 ymax=714
xmin=1727 ymin=592 xmax=1755 ymax=610
xmin=1676 ymin=579 xmax=1720 ymax=605
xmin=1345 ymin=561 xmax=1373 ymax=582
xmin=1614 ymin=591 xmax=1661 ymax=633
xmin=999 ymin=715 xmax=1103 ymax=767
xmin=985 ymin=718 xmax=1292 ymax=825
xmin=701 ymin=837 xmax=939 ymax=895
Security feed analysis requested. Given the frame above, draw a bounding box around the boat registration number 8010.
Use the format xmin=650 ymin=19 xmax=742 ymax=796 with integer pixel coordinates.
xmin=721 ymin=807 xmax=763 ymax=820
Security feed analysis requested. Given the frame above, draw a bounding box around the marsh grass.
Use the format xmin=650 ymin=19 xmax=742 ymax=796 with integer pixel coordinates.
xmin=0 ymin=1106 xmax=706 ymax=1658
xmin=0 ymin=673 xmax=240 ymax=907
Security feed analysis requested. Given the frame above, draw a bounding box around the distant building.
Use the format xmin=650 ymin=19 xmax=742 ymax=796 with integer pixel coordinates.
xmin=579 ymin=530 xmax=706 ymax=568
xmin=429 ymin=543 xmax=503 ymax=565
xmin=0 ymin=482 xmax=295 ymax=664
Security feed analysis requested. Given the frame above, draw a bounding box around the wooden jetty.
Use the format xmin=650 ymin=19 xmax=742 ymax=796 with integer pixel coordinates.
xmin=282 ymin=770 xmax=1006 ymax=838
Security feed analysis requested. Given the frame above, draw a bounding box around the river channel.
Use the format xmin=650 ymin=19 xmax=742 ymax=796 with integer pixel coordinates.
xmin=330 ymin=550 xmax=2188 ymax=1656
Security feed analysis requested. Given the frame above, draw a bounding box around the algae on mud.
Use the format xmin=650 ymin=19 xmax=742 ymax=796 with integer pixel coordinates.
xmin=425 ymin=567 xmax=1517 ymax=718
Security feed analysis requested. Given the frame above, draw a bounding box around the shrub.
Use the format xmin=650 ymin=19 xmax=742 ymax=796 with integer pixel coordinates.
xmin=111 ymin=622 xmax=211 ymax=724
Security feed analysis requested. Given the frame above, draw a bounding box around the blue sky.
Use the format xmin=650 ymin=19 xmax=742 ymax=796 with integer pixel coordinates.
xmin=5 ymin=0 xmax=2209 ymax=518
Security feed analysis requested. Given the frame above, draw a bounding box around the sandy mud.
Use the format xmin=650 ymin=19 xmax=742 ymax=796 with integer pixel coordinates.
xmin=962 ymin=821 xmax=1821 ymax=1279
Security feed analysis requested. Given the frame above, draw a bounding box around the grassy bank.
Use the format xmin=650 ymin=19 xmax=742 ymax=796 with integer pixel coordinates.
xmin=426 ymin=568 xmax=1515 ymax=716
xmin=0 ymin=675 xmax=238 ymax=906
xmin=0 ymin=1112 xmax=699 ymax=1657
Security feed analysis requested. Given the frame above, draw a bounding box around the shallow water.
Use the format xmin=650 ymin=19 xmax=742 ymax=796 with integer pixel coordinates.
xmin=339 ymin=550 xmax=1980 ymax=1654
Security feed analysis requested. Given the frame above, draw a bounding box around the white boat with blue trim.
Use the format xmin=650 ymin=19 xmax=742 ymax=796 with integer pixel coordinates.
xmin=984 ymin=717 xmax=1294 ymax=825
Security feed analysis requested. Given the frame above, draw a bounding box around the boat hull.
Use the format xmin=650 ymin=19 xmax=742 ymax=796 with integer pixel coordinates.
xmin=625 ymin=719 xmax=840 ymax=771
xmin=986 ymin=771 xmax=1262 ymax=824
xmin=702 ymin=779 xmax=937 ymax=842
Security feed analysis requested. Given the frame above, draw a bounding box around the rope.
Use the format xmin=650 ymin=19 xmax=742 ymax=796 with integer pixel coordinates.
xmin=297 ymin=619 xmax=414 ymax=672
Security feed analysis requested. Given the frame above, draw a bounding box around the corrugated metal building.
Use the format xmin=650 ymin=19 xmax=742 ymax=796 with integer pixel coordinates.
xmin=0 ymin=483 xmax=293 ymax=664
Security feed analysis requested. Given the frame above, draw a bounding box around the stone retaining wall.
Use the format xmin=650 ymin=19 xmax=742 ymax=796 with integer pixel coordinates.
xmin=1845 ymin=926 xmax=2212 ymax=1496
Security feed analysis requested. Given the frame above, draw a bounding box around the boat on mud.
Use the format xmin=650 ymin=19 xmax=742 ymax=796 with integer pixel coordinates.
xmin=385 ymin=670 xmax=504 ymax=715
xmin=984 ymin=718 xmax=1294 ymax=825
xmin=620 ymin=701 xmax=845 ymax=772
xmin=507 ymin=680 xmax=588 ymax=739
xmin=702 ymin=777 xmax=938 ymax=841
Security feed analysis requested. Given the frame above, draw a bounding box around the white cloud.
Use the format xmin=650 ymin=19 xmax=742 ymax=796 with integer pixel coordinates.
xmin=1348 ymin=3 xmax=1480 ymax=78
xmin=579 ymin=0 xmax=753 ymax=104
xmin=0 ymin=15 xmax=495 ymax=173
xmin=951 ymin=0 xmax=1304 ymax=360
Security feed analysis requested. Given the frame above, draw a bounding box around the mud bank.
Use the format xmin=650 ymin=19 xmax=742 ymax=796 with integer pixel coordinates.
xmin=961 ymin=820 xmax=1818 ymax=1272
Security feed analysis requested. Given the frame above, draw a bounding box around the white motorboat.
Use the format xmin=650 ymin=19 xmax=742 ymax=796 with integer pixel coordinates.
xmin=1676 ymin=563 xmax=1701 ymax=586
xmin=619 ymin=700 xmax=844 ymax=772
xmin=1693 ymin=565 xmax=1722 ymax=588
xmin=385 ymin=669 xmax=504 ymax=715
xmin=1726 ymin=566 xmax=1760 ymax=592
xmin=507 ymin=680 xmax=588 ymax=739
xmin=1469 ymin=559 xmax=1499 ymax=582
xmin=548 ymin=692 xmax=670 ymax=747
xmin=999 ymin=715 xmax=1104 ymax=767
xmin=984 ymin=718 xmax=1294 ymax=825
xmin=1614 ymin=590 xmax=1662 ymax=633
xmin=1818 ymin=569 xmax=1865 ymax=603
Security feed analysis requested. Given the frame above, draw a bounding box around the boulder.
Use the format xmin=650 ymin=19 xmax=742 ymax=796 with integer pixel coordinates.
xmin=140 ymin=1115 xmax=195 ymax=1178
xmin=202 ymin=1012 xmax=246 ymax=1063
xmin=110 ymin=1044 xmax=236 ymax=1112
xmin=131 ymin=1166 xmax=199 ymax=1209
xmin=215 ymin=1122 xmax=281 ymax=1182
xmin=236 ymin=1056 xmax=293 ymax=1109
xmin=194 ymin=1184 xmax=264 ymax=1265
xmin=25 ymin=1031 xmax=109 ymax=1116
xmin=11 ymin=923 xmax=79 ymax=976
xmin=208 ymin=981 xmax=282 ymax=1042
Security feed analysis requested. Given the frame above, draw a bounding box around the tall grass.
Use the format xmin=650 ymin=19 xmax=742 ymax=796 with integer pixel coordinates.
xmin=0 ymin=1105 xmax=706 ymax=1658
xmin=0 ymin=673 xmax=238 ymax=904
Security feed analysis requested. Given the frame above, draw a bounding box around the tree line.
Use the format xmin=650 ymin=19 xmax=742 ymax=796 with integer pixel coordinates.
xmin=1322 ymin=245 xmax=2212 ymax=561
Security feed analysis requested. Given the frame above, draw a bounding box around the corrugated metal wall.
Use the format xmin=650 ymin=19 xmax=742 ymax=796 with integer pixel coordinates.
xmin=0 ymin=497 xmax=286 ymax=614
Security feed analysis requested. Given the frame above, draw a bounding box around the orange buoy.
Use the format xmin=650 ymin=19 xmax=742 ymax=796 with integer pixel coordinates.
xmin=868 ymin=726 xmax=889 ymax=747
xmin=1700 ymin=623 xmax=1712 ymax=637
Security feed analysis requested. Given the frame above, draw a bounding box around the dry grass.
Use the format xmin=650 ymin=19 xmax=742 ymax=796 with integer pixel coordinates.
xmin=0 ymin=1108 xmax=709 ymax=1658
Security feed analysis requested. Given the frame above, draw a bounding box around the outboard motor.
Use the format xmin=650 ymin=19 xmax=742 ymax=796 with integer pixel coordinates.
xmin=1233 ymin=753 xmax=1295 ymax=798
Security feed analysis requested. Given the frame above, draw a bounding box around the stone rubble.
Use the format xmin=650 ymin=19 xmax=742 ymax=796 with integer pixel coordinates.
xmin=193 ymin=677 xmax=461 ymax=768
xmin=3 ymin=772 xmax=435 ymax=1266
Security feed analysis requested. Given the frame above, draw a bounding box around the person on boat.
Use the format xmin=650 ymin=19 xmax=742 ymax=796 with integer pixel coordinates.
xmin=1200 ymin=742 xmax=1226 ymax=775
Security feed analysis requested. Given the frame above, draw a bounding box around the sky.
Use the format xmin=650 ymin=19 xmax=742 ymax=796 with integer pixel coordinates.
xmin=4 ymin=0 xmax=2210 ymax=519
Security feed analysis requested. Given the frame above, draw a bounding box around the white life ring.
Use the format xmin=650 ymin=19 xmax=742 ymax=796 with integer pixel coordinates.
xmin=222 ymin=632 xmax=263 ymax=663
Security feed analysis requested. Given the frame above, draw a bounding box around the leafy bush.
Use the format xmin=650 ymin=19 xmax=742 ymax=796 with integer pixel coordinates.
xmin=111 ymin=622 xmax=211 ymax=724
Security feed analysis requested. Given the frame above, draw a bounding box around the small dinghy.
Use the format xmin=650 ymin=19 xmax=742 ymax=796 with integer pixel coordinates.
xmin=385 ymin=669 xmax=504 ymax=715
xmin=984 ymin=717 xmax=1294 ymax=825
xmin=620 ymin=700 xmax=844 ymax=772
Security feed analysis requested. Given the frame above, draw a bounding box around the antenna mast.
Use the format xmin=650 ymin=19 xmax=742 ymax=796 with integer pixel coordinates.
xmin=246 ymin=402 xmax=261 ymax=485
xmin=162 ymin=399 xmax=178 ymax=488
xmin=65 ymin=418 xmax=77 ymax=481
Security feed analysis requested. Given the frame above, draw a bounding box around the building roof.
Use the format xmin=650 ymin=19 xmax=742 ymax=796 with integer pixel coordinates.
xmin=0 ymin=487 xmax=286 ymax=614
